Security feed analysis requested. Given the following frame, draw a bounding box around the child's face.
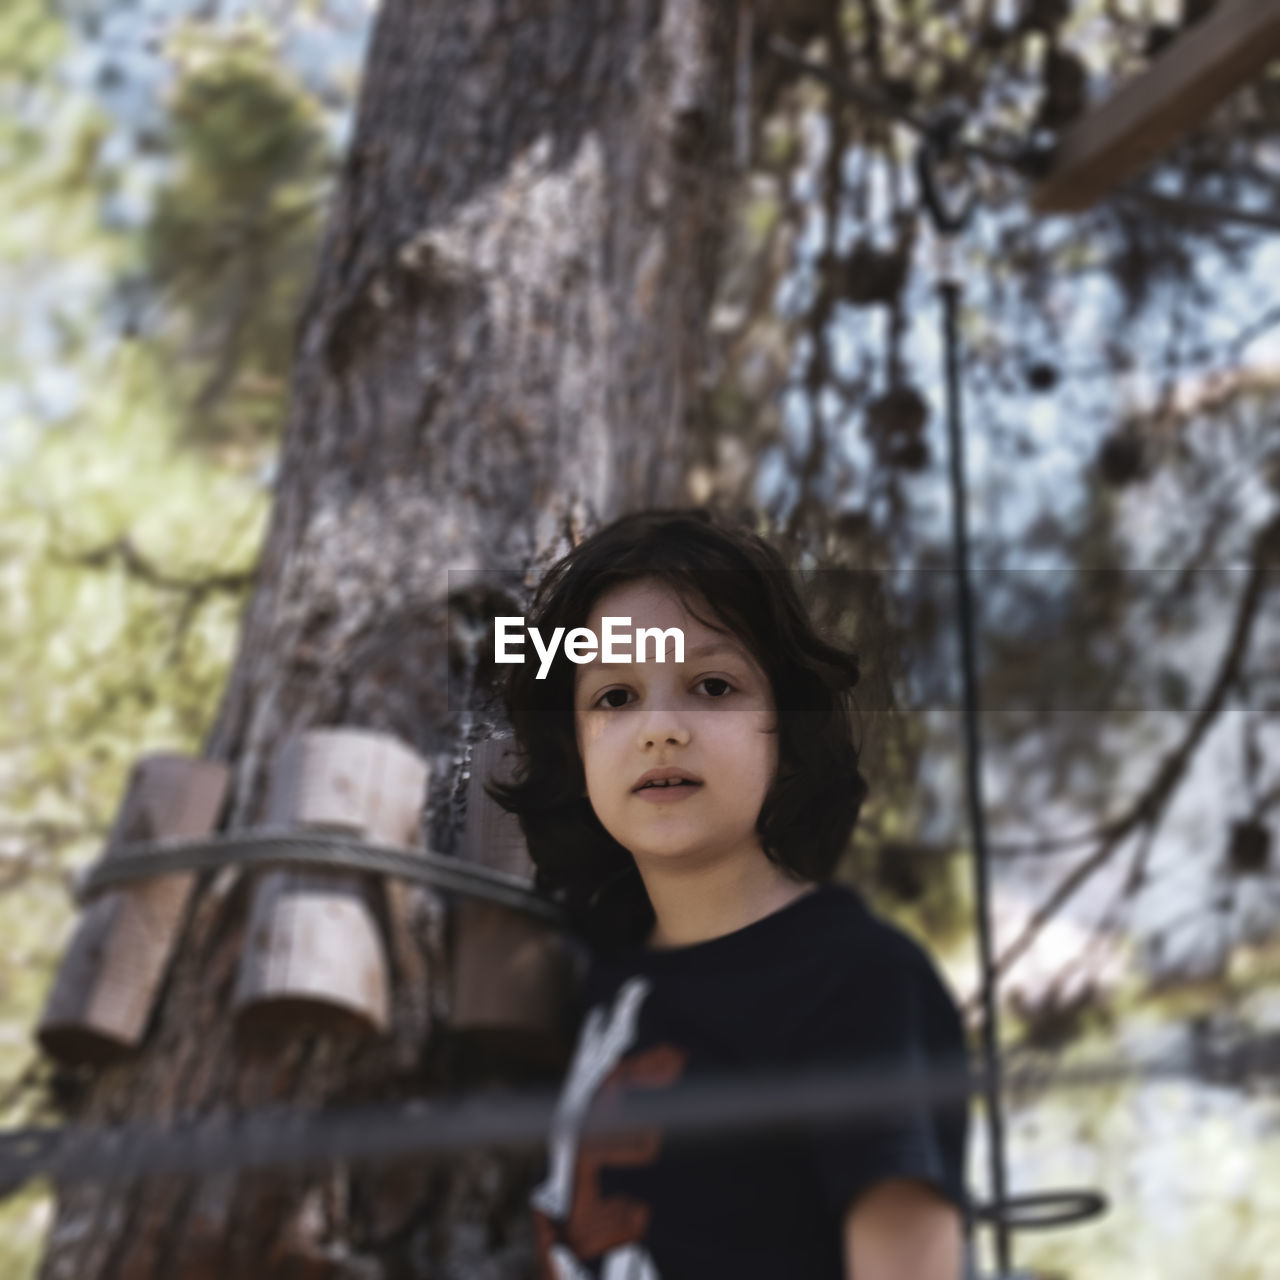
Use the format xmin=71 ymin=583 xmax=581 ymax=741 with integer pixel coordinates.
xmin=573 ymin=578 xmax=779 ymax=871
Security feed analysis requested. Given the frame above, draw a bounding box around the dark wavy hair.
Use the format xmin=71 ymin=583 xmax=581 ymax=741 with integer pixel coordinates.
xmin=488 ymin=509 xmax=868 ymax=951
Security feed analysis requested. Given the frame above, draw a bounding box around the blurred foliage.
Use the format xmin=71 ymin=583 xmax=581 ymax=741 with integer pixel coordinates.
xmin=141 ymin=24 xmax=331 ymax=448
xmin=707 ymin=0 xmax=1280 ymax=985
xmin=0 ymin=5 xmax=336 ymax=1271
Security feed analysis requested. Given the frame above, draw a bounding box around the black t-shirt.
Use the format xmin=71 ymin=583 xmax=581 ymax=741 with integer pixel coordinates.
xmin=530 ymin=883 xmax=969 ymax=1280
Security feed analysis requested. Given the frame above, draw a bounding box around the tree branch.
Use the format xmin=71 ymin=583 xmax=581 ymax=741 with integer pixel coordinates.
xmin=50 ymin=535 xmax=256 ymax=597
xmin=987 ymin=509 xmax=1280 ymax=986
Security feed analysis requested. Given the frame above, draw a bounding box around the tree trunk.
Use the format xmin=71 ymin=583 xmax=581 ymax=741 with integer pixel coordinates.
xmin=38 ymin=2 xmax=736 ymax=1276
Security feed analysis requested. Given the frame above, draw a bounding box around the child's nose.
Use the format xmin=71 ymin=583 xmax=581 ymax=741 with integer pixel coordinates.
xmin=638 ymin=711 xmax=691 ymax=750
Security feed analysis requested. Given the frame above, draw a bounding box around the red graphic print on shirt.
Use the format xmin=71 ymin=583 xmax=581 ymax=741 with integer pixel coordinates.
xmin=531 ymin=976 xmax=686 ymax=1279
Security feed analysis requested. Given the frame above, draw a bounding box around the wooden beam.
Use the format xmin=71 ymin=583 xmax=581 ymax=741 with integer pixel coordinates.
xmin=1033 ymin=0 xmax=1280 ymax=213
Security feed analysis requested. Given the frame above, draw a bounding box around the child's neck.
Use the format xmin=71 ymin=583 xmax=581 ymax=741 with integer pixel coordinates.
xmin=640 ymin=850 xmax=817 ymax=950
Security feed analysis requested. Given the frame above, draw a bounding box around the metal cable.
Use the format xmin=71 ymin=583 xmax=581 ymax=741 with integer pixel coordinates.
xmin=940 ymin=269 xmax=1012 ymax=1272
xmin=914 ymin=118 xmax=1018 ymax=1270
xmin=2 ymin=1042 xmax=1276 ymax=1205
xmin=73 ymin=832 xmax=569 ymax=928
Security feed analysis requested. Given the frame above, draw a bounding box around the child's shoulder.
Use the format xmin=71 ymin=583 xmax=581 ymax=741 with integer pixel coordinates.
xmin=581 ymin=882 xmax=952 ymax=1007
xmin=765 ymin=885 xmax=965 ymax=1065
xmin=823 ymin=884 xmax=959 ymax=1004
xmin=759 ymin=882 xmax=944 ymax=980
xmin=569 ymin=883 xmax=964 ymax=1069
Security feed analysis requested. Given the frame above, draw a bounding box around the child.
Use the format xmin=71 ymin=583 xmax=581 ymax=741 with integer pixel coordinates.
xmin=491 ymin=509 xmax=969 ymax=1280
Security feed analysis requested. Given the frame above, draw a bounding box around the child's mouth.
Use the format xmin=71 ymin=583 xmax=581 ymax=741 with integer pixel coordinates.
xmin=634 ymin=780 xmax=702 ymax=801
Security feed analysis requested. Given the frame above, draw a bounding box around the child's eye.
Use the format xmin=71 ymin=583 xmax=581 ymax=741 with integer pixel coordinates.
xmin=697 ymin=677 xmax=734 ymax=698
xmin=593 ymin=687 xmax=634 ymax=710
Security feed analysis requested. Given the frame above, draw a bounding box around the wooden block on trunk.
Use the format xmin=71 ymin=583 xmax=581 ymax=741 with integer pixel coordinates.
xmin=464 ymin=736 xmax=535 ymax=880
xmin=450 ymin=737 xmax=580 ymax=1063
xmin=233 ymin=728 xmax=429 ymax=1042
xmin=451 ymin=897 xmax=580 ymax=1064
xmin=265 ymin=727 xmax=429 ymax=848
xmin=234 ymin=867 xmax=393 ymax=1040
xmin=36 ymin=754 xmax=229 ymax=1066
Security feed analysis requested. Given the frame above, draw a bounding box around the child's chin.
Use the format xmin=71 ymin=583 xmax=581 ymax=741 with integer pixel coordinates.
xmin=631 ymin=834 xmax=721 ymax=863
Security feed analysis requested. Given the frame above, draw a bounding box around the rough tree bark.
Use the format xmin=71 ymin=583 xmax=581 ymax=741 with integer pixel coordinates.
xmin=38 ymin=2 xmax=737 ymax=1276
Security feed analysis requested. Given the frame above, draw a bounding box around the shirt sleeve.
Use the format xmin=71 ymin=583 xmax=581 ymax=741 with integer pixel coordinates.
xmin=803 ymin=943 xmax=970 ymax=1222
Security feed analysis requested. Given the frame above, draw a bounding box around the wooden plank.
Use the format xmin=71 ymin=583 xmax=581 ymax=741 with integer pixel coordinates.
xmin=1033 ymin=0 xmax=1280 ymax=213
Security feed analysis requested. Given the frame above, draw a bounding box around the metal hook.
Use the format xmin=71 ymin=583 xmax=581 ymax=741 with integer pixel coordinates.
xmin=916 ymin=111 xmax=977 ymax=235
xmin=974 ymin=1188 xmax=1110 ymax=1232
